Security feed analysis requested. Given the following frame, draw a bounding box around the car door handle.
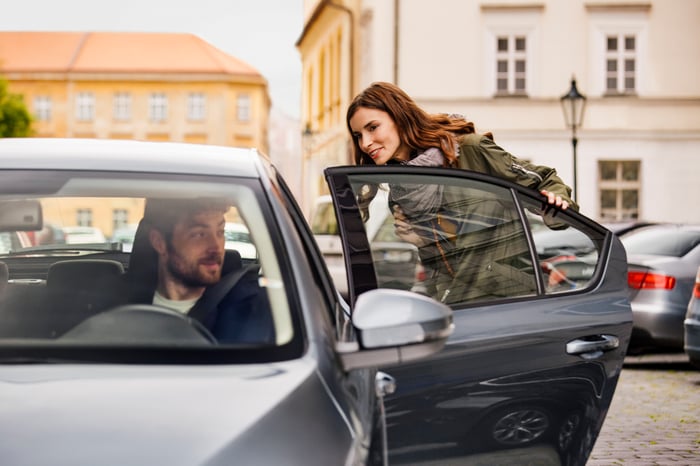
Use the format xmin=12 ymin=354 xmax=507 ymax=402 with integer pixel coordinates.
xmin=566 ymin=334 xmax=619 ymax=359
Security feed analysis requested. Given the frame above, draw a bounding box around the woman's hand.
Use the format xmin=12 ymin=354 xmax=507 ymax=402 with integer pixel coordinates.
xmin=392 ymin=205 xmax=430 ymax=247
xmin=540 ymin=190 xmax=569 ymax=210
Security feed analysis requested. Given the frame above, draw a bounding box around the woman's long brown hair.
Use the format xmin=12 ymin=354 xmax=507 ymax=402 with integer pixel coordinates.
xmin=346 ymin=82 xmax=475 ymax=167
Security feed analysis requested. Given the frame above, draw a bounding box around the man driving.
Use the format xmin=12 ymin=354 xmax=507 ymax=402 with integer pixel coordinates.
xmin=137 ymin=197 xmax=274 ymax=344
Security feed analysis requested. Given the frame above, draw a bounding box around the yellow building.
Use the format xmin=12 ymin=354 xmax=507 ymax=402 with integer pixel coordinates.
xmin=0 ymin=31 xmax=270 ymax=239
xmin=0 ymin=31 xmax=269 ymax=151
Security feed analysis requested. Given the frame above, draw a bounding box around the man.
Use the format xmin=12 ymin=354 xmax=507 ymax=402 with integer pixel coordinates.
xmin=138 ymin=197 xmax=274 ymax=344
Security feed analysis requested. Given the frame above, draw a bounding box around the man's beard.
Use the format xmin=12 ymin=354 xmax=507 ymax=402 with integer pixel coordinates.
xmin=167 ymin=253 xmax=222 ymax=288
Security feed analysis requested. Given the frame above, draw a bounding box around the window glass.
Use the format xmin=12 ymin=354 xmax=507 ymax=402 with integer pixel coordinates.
xmin=113 ymin=93 xmax=131 ymax=121
xmin=346 ymin=175 xmax=538 ymax=305
xmin=0 ymin=171 xmax=294 ymax=357
xmin=148 ymin=93 xmax=168 ymax=122
xmin=522 ymin=199 xmax=601 ymax=294
xmin=76 ymin=92 xmax=94 ymax=121
xmin=34 ymin=96 xmax=52 ymax=121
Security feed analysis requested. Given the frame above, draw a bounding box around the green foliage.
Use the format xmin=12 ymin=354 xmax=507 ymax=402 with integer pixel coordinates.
xmin=0 ymin=77 xmax=32 ymax=138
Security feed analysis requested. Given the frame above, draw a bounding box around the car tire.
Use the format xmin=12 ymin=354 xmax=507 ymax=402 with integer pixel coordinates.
xmin=481 ymin=403 xmax=554 ymax=449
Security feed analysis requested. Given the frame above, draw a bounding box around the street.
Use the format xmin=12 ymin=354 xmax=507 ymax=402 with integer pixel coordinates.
xmin=588 ymin=352 xmax=700 ymax=465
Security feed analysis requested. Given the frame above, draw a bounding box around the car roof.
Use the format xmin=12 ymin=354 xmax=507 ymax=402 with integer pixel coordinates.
xmin=0 ymin=138 xmax=265 ymax=178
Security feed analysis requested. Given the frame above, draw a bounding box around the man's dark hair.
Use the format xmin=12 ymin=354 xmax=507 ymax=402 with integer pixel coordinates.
xmin=143 ymin=197 xmax=230 ymax=239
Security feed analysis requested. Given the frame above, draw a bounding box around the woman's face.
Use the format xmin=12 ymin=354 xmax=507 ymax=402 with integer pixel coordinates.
xmin=349 ymin=107 xmax=410 ymax=165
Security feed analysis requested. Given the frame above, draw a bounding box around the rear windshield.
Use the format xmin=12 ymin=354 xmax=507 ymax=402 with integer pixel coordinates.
xmin=622 ymin=228 xmax=700 ymax=257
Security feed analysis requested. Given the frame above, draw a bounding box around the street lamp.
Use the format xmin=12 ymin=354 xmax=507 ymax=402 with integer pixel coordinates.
xmin=560 ymin=77 xmax=586 ymax=203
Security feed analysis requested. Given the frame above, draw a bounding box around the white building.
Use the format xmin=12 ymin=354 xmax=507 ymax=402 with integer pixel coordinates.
xmin=297 ymin=0 xmax=700 ymax=222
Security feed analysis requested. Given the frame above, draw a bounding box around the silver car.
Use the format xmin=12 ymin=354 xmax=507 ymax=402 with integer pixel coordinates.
xmin=621 ymin=223 xmax=700 ymax=353
xmin=0 ymin=138 xmax=632 ymax=466
xmin=0 ymin=138 xmax=452 ymax=466
xmin=684 ymin=265 xmax=700 ymax=368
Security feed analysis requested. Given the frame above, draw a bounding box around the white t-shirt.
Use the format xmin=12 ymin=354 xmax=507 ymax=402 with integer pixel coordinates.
xmin=153 ymin=291 xmax=198 ymax=314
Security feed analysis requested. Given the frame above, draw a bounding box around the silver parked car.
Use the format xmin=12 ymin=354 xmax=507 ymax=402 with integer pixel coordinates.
xmin=0 ymin=138 xmax=631 ymax=466
xmin=684 ymin=265 xmax=700 ymax=368
xmin=621 ymin=223 xmax=700 ymax=353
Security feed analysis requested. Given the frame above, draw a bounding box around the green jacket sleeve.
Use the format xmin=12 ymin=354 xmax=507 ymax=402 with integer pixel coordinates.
xmin=457 ymin=133 xmax=579 ymax=212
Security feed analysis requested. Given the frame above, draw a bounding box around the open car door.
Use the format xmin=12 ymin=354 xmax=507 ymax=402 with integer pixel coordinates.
xmin=325 ymin=166 xmax=632 ymax=466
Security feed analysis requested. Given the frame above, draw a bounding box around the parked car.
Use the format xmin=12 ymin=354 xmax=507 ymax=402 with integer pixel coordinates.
xmin=0 ymin=138 xmax=632 ymax=466
xmin=684 ymin=265 xmax=700 ymax=368
xmin=311 ymin=193 xmax=426 ymax=298
xmin=621 ymin=224 xmax=700 ymax=353
xmin=224 ymin=222 xmax=257 ymax=259
xmin=111 ymin=224 xmax=139 ymax=252
xmin=62 ymin=225 xmax=107 ymax=244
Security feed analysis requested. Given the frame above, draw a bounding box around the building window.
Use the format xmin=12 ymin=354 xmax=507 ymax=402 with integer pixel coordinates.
xmin=599 ymin=161 xmax=640 ymax=221
xmin=112 ymin=209 xmax=128 ymax=231
xmin=76 ymin=209 xmax=93 ymax=227
xmin=605 ymin=34 xmax=636 ymax=94
xmin=187 ymin=93 xmax=206 ymax=121
xmin=149 ymin=93 xmax=168 ymax=122
xmin=237 ymin=94 xmax=251 ymax=122
xmin=75 ymin=92 xmax=95 ymax=121
xmin=495 ymin=35 xmax=527 ymax=95
xmin=33 ymin=96 xmax=52 ymax=121
xmin=113 ymin=92 xmax=131 ymax=121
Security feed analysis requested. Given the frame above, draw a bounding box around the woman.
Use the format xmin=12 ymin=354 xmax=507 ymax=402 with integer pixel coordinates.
xmin=346 ymin=82 xmax=578 ymax=303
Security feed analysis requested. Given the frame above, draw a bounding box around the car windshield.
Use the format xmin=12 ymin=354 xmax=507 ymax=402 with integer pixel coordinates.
xmin=621 ymin=226 xmax=700 ymax=257
xmin=0 ymin=169 xmax=298 ymax=363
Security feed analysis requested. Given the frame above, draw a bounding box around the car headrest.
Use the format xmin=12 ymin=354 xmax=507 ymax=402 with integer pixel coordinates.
xmin=47 ymin=259 xmax=124 ymax=291
xmin=222 ymin=249 xmax=242 ymax=275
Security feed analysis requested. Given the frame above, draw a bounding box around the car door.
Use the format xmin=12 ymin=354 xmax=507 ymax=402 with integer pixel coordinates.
xmin=325 ymin=166 xmax=633 ymax=466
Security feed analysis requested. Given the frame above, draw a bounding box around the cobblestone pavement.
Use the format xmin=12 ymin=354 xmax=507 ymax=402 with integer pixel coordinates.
xmin=588 ymin=352 xmax=700 ymax=465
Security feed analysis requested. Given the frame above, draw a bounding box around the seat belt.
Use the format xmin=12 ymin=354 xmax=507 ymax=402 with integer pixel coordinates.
xmin=187 ymin=264 xmax=258 ymax=324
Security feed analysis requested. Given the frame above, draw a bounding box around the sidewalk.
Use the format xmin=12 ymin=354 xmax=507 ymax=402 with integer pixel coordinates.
xmin=588 ymin=353 xmax=700 ymax=465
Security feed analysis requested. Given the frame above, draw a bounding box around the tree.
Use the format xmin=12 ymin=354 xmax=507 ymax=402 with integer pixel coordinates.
xmin=0 ymin=77 xmax=32 ymax=137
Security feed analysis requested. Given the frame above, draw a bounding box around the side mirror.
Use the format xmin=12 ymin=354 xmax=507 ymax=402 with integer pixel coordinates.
xmin=337 ymin=288 xmax=454 ymax=371
xmin=0 ymin=199 xmax=43 ymax=231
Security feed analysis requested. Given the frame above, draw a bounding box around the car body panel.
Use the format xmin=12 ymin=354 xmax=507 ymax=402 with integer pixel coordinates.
xmin=0 ymin=360 xmax=360 ymax=466
xmin=325 ymin=165 xmax=633 ymax=466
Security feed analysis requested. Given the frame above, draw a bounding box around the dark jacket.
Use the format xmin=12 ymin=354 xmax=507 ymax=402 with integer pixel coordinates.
xmin=195 ymin=270 xmax=275 ymax=344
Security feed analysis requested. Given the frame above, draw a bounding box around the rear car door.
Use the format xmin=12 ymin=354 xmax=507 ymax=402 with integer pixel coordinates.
xmin=325 ymin=166 xmax=632 ymax=466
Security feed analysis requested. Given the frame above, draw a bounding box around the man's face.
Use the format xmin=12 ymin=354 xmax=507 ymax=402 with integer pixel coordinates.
xmin=165 ymin=209 xmax=226 ymax=288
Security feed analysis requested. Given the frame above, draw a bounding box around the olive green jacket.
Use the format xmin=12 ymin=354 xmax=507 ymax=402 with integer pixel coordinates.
xmin=417 ymin=133 xmax=578 ymax=304
xmin=456 ymin=133 xmax=578 ymax=212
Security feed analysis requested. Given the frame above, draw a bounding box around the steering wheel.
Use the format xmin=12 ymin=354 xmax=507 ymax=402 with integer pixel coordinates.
xmin=60 ymin=304 xmax=217 ymax=344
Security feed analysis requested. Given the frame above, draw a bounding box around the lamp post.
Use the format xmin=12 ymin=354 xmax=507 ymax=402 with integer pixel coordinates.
xmin=560 ymin=77 xmax=586 ymax=203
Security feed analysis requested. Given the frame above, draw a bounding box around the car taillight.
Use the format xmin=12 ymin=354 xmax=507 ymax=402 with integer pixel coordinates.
xmin=694 ymin=282 xmax=700 ymax=299
xmin=628 ymin=271 xmax=676 ymax=290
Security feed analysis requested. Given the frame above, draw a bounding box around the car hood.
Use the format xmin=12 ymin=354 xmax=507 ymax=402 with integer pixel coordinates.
xmin=0 ymin=358 xmax=352 ymax=466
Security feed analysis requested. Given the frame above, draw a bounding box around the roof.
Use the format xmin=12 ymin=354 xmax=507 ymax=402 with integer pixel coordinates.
xmin=0 ymin=31 xmax=262 ymax=76
xmin=0 ymin=138 xmax=265 ymax=178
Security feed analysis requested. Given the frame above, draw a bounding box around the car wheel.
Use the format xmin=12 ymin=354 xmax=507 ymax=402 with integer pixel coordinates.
xmin=557 ymin=410 xmax=582 ymax=451
xmin=485 ymin=404 xmax=552 ymax=447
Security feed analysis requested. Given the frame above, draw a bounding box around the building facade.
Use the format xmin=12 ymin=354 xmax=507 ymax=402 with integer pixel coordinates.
xmin=0 ymin=31 xmax=270 ymax=237
xmin=297 ymin=0 xmax=700 ymax=223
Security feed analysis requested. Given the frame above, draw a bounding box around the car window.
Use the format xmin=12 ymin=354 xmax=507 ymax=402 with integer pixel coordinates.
xmin=0 ymin=170 xmax=298 ymax=362
xmin=339 ymin=172 xmax=607 ymax=306
xmin=622 ymin=227 xmax=700 ymax=257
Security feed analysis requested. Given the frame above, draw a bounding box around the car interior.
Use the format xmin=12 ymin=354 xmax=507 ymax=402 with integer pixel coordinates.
xmin=0 ymin=174 xmax=296 ymax=354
